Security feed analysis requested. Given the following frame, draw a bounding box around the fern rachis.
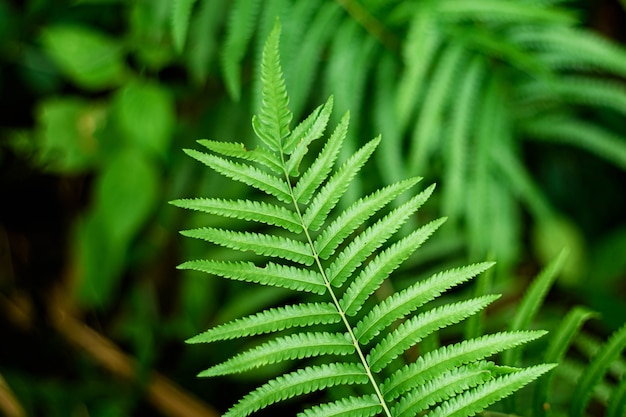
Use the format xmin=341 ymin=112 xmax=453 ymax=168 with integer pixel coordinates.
xmin=174 ymin=21 xmax=555 ymax=417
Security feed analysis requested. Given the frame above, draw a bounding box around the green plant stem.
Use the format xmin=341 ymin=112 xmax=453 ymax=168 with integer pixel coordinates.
xmin=280 ymin=154 xmax=393 ymax=417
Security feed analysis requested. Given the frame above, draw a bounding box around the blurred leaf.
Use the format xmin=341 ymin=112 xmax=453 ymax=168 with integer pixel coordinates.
xmin=129 ymin=0 xmax=173 ymax=69
xmin=113 ymin=81 xmax=174 ymax=158
xmin=41 ymin=25 xmax=127 ymax=89
xmin=75 ymin=212 xmax=125 ymax=307
xmin=96 ymin=147 xmax=159 ymax=243
xmin=36 ymin=97 xmax=105 ymax=172
xmin=184 ymin=0 xmax=227 ymax=85
xmin=171 ymin=0 xmax=197 ymax=53
xmin=76 ymin=148 xmax=159 ymax=307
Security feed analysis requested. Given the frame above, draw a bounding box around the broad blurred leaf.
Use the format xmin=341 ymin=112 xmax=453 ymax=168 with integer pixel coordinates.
xmin=113 ymin=81 xmax=174 ymax=158
xmin=76 ymin=148 xmax=159 ymax=307
xmin=41 ymin=25 xmax=126 ymax=89
xmin=171 ymin=0 xmax=197 ymax=53
xmin=75 ymin=212 xmax=125 ymax=307
xmin=96 ymin=147 xmax=159 ymax=243
xmin=36 ymin=97 xmax=105 ymax=172
xmin=129 ymin=0 xmax=173 ymax=69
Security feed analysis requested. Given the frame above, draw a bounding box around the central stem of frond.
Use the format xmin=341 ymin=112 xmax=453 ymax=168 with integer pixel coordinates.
xmin=280 ymin=155 xmax=393 ymax=417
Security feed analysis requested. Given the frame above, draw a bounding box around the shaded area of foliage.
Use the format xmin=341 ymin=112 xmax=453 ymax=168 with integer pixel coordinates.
xmin=0 ymin=0 xmax=625 ymax=416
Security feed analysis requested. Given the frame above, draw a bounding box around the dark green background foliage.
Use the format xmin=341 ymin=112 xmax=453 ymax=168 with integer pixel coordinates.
xmin=0 ymin=0 xmax=625 ymax=416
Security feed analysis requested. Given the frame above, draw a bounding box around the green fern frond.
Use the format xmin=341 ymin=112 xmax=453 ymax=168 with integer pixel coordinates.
xmin=221 ymin=0 xmax=261 ymax=100
xmin=301 ymin=136 xmax=380 ymax=231
xmin=426 ymin=363 xmax=557 ymax=417
xmin=298 ymin=394 xmax=382 ymax=417
xmin=197 ymin=139 xmax=283 ymax=173
xmin=284 ymin=96 xmax=333 ymax=158
xmin=181 ymin=228 xmax=314 ymax=265
xmin=437 ymin=0 xmax=577 ymax=24
xmin=327 ymin=184 xmax=435 ymax=288
xmin=253 ymin=20 xmax=292 ymax=152
xmin=391 ymin=363 xmax=494 ymax=417
xmin=170 ymin=0 xmax=197 ymax=53
xmin=183 ymin=149 xmax=292 ymax=202
xmin=187 ymin=302 xmax=340 ymax=344
xmin=409 ymin=42 xmax=466 ymax=173
xmin=513 ymin=26 xmax=626 ymax=77
xmin=443 ymin=55 xmax=484 ymax=222
xmin=199 ymin=332 xmax=354 ymax=377
xmin=340 ymin=218 xmax=446 ymax=317
xmin=354 ymin=262 xmax=495 ymax=345
xmin=224 ymin=363 xmax=369 ymax=417
xmin=178 ymin=22 xmax=554 ymax=416
xmin=171 ymin=198 xmax=302 ymax=233
xmin=395 ymin=2 xmax=440 ymax=132
xmin=314 ymin=177 xmax=422 ymax=260
xmin=382 ymin=330 xmax=547 ymax=401
xmin=178 ymin=260 xmax=325 ymax=294
xmin=368 ymin=296 xmax=501 ymax=374
xmin=292 ymin=110 xmax=347 ymax=205
xmin=524 ymin=115 xmax=626 ymax=170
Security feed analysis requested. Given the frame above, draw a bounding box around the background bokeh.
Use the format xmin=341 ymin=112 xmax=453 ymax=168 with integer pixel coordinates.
xmin=1 ymin=0 xmax=625 ymax=416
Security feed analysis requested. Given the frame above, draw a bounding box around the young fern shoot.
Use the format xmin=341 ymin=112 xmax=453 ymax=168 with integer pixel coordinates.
xmin=173 ymin=21 xmax=555 ymax=417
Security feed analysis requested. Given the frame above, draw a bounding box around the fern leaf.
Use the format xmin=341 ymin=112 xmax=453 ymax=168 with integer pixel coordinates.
xmin=425 ymin=363 xmax=557 ymax=417
xmin=183 ymin=149 xmax=292 ymax=202
xmin=171 ymin=198 xmax=302 ymax=233
xmin=368 ymin=295 xmax=501 ymax=373
xmin=178 ymin=260 xmax=325 ymax=294
xmin=382 ymin=330 xmax=547 ymax=400
xmin=286 ymin=96 xmax=334 ymax=174
xmin=327 ymin=184 xmax=435 ymax=288
xmin=503 ymin=248 xmax=568 ymax=366
xmin=283 ymin=96 xmax=332 ymax=156
xmin=520 ymin=76 xmax=626 ymax=118
xmin=570 ymin=323 xmax=626 ymax=417
xmin=253 ymin=21 xmax=292 ymax=152
xmin=221 ymin=0 xmax=261 ymax=100
xmin=197 ymin=139 xmax=283 ymax=173
xmin=437 ymin=0 xmax=576 ymax=24
xmin=524 ymin=115 xmax=626 ymax=170
xmin=340 ymin=218 xmax=446 ymax=317
xmin=292 ymin=111 xmax=347 ymax=205
xmin=224 ymin=363 xmax=369 ymax=417
xmin=355 ymin=262 xmax=495 ymax=344
xmin=170 ymin=0 xmax=197 ymax=53
xmin=315 ymin=177 xmax=422 ymax=260
xmin=392 ymin=363 xmax=494 ymax=417
xmin=302 ymin=137 xmax=380 ymax=231
xmin=181 ymin=228 xmax=314 ymax=265
xmin=443 ymin=55 xmax=484 ymax=222
xmin=514 ymin=26 xmax=626 ymax=77
xmin=186 ymin=302 xmax=340 ymax=343
xmin=409 ymin=42 xmax=466 ymax=173
xmin=396 ymin=2 xmax=440 ymax=132
xmin=199 ymin=332 xmax=354 ymax=377
xmin=297 ymin=394 xmax=382 ymax=417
